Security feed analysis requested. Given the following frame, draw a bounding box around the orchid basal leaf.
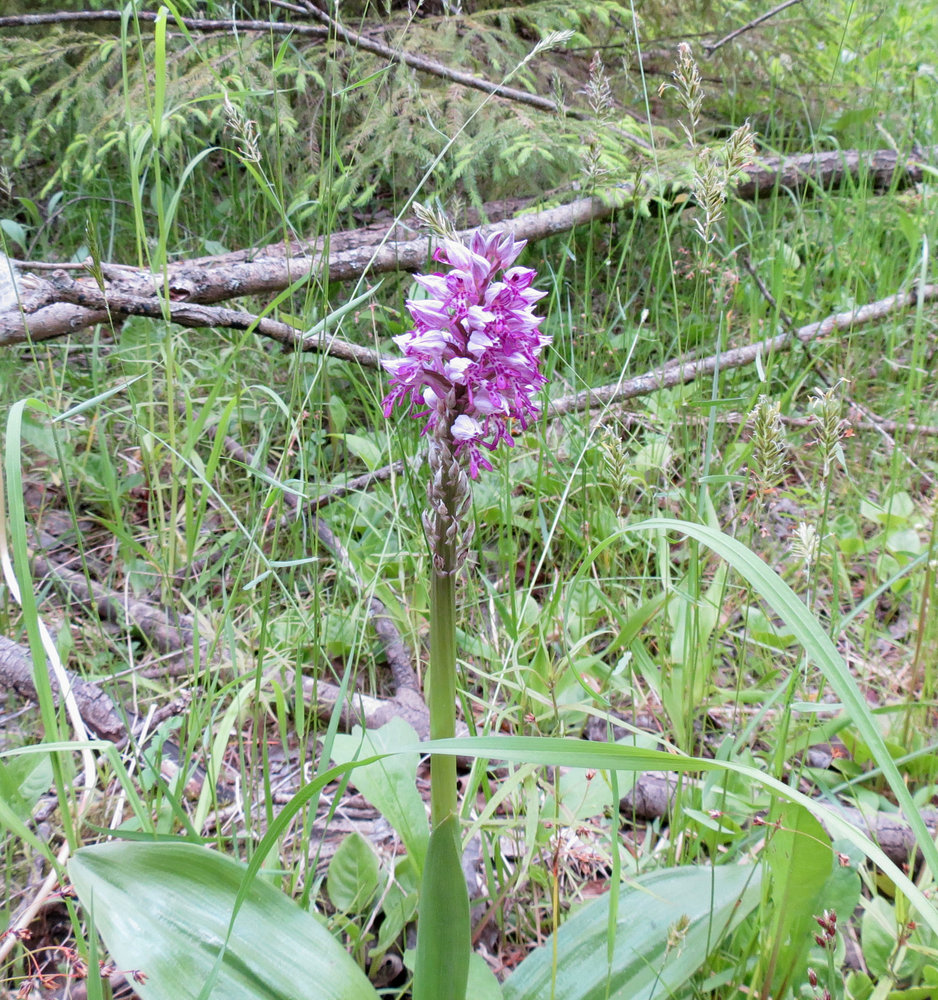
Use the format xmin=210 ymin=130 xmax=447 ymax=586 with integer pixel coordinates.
xmin=69 ymin=841 xmax=379 ymax=1000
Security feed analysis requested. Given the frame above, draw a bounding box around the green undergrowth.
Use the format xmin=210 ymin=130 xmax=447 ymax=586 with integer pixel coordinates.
xmin=1 ymin=1 xmax=938 ymax=998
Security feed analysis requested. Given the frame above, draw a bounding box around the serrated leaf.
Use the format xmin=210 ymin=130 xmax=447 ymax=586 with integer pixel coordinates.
xmin=69 ymin=841 xmax=379 ymax=1000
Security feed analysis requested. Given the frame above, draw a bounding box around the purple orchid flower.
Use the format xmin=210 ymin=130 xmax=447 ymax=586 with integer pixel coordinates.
xmin=382 ymin=230 xmax=550 ymax=478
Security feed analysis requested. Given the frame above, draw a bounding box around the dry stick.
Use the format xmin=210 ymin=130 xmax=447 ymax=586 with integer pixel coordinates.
xmin=687 ymin=410 xmax=938 ymax=438
xmin=0 ymin=634 xmax=125 ymax=742
xmin=45 ymin=272 xmax=385 ymax=369
xmin=546 ymin=284 xmax=938 ymax=419
xmin=703 ymin=0 xmax=804 ymax=55
xmin=0 ymin=519 xmax=99 ymax=965
xmin=843 ymin=413 xmax=938 ymax=437
xmin=308 ymin=460 xmax=408 ymax=512
xmin=741 ymin=256 xmax=938 ymax=486
xmin=30 ymin=554 xmax=212 ymax=666
xmin=0 ymin=8 xmax=328 ymax=37
xmin=301 ymin=1 xmax=589 ymax=122
xmin=2 ymin=145 xmax=934 ymax=347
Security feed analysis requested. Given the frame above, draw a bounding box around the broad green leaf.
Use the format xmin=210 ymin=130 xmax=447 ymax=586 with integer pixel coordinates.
xmin=372 ymin=864 xmax=418 ymax=957
xmin=861 ymin=895 xmax=899 ymax=979
xmin=764 ymin=800 xmax=832 ymax=993
xmin=69 ymin=841 xmax=379 ymax=1000
xmin=670 ymin=562 xmax=727 ymax=667
xmin=0 ymin=751 xmax=53 ymax=819
xmin=0 ymin=217 xmax=28 ymax=245
xmin=327 ymin=831 xmax=380 ymax=914
xmin=331 ymin=719 xmax=429 ymax=872
xmin=503 ymin=864 xmax=761 ymax=1000
xmin=343 ymin=433 xmax=382 ymax=469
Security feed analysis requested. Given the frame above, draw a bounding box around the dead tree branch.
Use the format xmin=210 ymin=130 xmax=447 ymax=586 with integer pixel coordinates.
xmin=704 ymin=0 xmax=804 ymax=55
xmin=0 ymin=8 xmax=328 ymax=35
xmin=337 ymin=282 xmax=937 ymax=498
xmin=619 ymin=771 xmax=938 ymax=870
xmin=0 ymin=634 xmax=125 ymax=743
xmin=300 ymin=1 xmax=594 ymax=123
xmin=2 ymin=146 xmax=932 ymax=348
xmin=31 ymin=554 xmax=214 ymax=669
xmin=547 ymin=284 xmax=938 ymax=418
xmin=46 ymin=271 xmax=386 ymax=369
xmin=0 ymin=3 xmax=649 ymax=141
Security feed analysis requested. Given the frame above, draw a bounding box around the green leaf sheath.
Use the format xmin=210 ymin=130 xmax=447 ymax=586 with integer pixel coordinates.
xmin=415 ymin=562 xmax=470 ymax=1000
xmin=413 ymin=815 xmax=471 ymax=1000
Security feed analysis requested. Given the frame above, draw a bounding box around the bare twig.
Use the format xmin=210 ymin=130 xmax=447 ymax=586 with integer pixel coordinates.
xmin=2 ymin=146 xmax=933 ymax=346
xmin=308 ymin=460 xmax=408 ymax=512
xmin=742 ymin=252 xmax=937 ymax=486
xmin=547 ymin=284 xmax=938 ymax=418
xmin=679 ymin=409 xmax=938 ymax=438
xmin=31 ymin=554 xmax=215 ymax=667
xmin=302 ymin=1 xmax=581 ymax=120
xmin=703 ymin=0 xmax=804 ymax=54
xmin=273 ymin=283 xmax=938 ymax=512
xmin=45 ymin=271 xmax=386 ymax=369
xmin=0 ymin=8 xmax=327 ymax=38
xmin=0 ymin=634 xmax=125 ymax=742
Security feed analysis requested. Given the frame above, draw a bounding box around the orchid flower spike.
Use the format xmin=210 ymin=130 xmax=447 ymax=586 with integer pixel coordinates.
xmin=382 ymin=229 xmax=550 ymax=478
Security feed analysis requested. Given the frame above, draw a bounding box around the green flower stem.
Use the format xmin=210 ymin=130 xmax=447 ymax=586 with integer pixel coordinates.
xmin=414 ymin=444 xmax=470 ymax=1000
xmin=429 ymin=563 xmax=458 ymax=827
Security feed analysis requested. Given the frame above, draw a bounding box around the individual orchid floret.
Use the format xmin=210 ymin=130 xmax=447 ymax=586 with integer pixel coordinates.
xmin=382 ymin=229 xmax=550 ymax=478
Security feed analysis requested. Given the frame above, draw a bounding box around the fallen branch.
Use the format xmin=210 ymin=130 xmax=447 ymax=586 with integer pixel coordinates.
xmin=2 ymin=146 xmax=933 ymax=346
xmin=0 ymin=634 xmax=124 ymax=743
xmin=45 ymin=271 xmax=386 ymax=369
xmin=299 ymin=1 xmax=605 ymax=126
xmin=548 ymin=284 xmax=938 ymax=417
xmin=31 ymin=554 xmax=213 ymax=669
xmin=703 ymin=0 xmax=804 ymax=55
xmin=0 ymin=4 xmax=643 ymax=139
xmin=0 ymin=8 xmax=328 ymax=35
xmin=741 ymin=250 xmax=938 ymax=487
xmin=666 ymin=408 xmax=938 ymax=438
